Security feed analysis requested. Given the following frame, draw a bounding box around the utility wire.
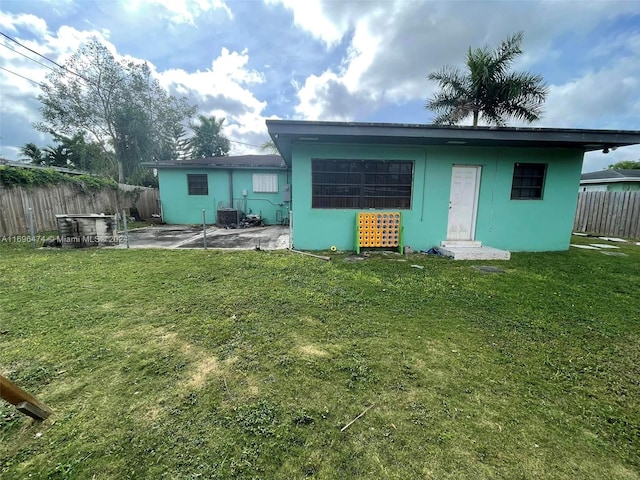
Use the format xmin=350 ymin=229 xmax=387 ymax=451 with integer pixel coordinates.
xmin=0 ymin=66 xmax=41 ymax=86
xmin=0 ymin=42 xmax=58 ymax=72
xmin=0 ymin=31 xmax=86 ymax=81
xmin=228 ymin=139 xmax=264 ymax=148
xmin=0 ymin=31 xmax=66 ymax=69
xmin=0 ymin=31 xmax=270 ymax=151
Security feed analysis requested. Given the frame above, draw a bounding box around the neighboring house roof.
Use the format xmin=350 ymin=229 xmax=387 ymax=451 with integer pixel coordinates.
xmin=266 ymin=120 xmax=640 ymax=165
xmin=143 ymin=155 xmax=287 ymax=170
xmin=580 ymin=169 xmax=640 ymax=184
xmin=0 ymin=159 xmax=89 ymax=176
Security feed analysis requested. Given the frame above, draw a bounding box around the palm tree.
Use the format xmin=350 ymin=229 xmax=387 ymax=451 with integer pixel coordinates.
xmin=426 ymin=32 xmax=548 ymax=127
xmin=260 ymin=139 xmax=279 ymax=154
xmin=188 ymin=115 xmax=231 ymax=158
xmin=20 ymin=143 xmax=44 ymax=164
xmin=42 ymin=144 xmax=73 ymax=168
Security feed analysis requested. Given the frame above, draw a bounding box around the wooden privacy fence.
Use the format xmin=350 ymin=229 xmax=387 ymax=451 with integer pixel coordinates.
xmin=117 ymin=183 xmax=159 ymax=220
xmin=573 ymin=191 xmax=640 ymax=240
xmin=0 ymin=183 xmax=159 ymax=237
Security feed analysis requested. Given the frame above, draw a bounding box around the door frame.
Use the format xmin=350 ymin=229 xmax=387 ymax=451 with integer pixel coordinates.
xmin=446 ymin=164 xmax=482 ymax=241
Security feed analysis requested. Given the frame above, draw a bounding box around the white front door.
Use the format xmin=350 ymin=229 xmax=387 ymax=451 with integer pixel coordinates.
xmin=446 ymin=165 xmax=481 ymax=241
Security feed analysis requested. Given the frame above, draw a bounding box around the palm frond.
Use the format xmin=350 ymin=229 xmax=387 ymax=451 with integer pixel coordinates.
xmin=426 ymin=32 xmax=546 ymax=126
xmin=492 ymin=31 xmax=523 ymax=75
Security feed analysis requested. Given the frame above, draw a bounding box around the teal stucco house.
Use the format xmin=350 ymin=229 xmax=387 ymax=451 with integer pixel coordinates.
xmin=149 ymin=155 xmax=290 ymax=226
xmin=267 ymin=120 xmax=640 ymax=254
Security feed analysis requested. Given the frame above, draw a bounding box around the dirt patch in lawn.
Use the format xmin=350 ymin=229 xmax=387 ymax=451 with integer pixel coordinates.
xmin=114 ymin=325 xmax=226 ymax=390
xmin=185 ymin=357 xmax=222 ymax=388
xmin=297 ymin=344 xmax=329 ymax=357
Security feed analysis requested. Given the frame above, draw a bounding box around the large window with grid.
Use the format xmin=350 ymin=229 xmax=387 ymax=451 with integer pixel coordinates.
xmin=312 ymin=159 xmax=413 ymax=209
xmin=511 ymin=163 xmax=546 ymax=200
xmin=187 ymin=174 xmax=208 ymax=195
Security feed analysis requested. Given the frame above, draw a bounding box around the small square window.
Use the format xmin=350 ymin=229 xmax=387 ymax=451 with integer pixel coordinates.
xmin=187 ymin=174 xmax=208 ymax=195
xmin=511 ymin=163 xmax=546 ymax=200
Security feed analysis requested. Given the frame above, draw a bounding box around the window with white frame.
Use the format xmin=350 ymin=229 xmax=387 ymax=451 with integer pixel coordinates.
xmin=253 ymin=173 xmax=279 ymax=193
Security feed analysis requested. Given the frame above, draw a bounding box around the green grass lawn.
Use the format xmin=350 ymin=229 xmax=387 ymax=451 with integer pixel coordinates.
xmin=1 ymin=238 xmax=639 ymax=479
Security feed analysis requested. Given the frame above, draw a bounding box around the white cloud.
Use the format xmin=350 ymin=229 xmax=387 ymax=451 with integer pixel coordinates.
xmin=264 ymin=0 xmax=351 ymax=47
xmin=282 ymin=0 xmax=640 ymax=125
xmin=157 ymin=47 xmax=269 ymax=153
xmin=534 ymin=29 xmax=640 ymax=133
xmin=0 ymin=13 xmax=269 ymax=159
xmin=122 ymin=0 xmax=232 ymax=25
xmin=211 ymin=48 xmax=264 ymax=84
xmin=2 ymin=0 xmax=640 ymax=164
xmin=295 ymin=71 xmax=343 ymax=120
xmin=0 ymin=19 xmax=120 ymax=158
xmin=158 ymin=47 xmax=266 ymax=118
xmin=543 ymin=70 xmax=639 ymax=128
xmin=41 ymin=25 xmax=114 ymax=64
xmin=0 ymin=12 xmax=48 ymax=36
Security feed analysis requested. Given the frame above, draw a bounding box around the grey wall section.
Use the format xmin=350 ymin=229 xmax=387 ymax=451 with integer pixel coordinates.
xmin=574 ymin=191 xmax=640 ymax=239
xmin=0 ymin=184 xmax=159 ymax=236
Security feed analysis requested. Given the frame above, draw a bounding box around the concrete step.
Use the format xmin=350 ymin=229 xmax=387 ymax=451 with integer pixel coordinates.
xmin=437 ymin=245 xmax=511 ymax=261
xmin=440 ymin=240 xmax=482 ymax=247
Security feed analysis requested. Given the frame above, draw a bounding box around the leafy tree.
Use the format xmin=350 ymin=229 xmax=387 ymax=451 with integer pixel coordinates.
xmin=158 ymin=124 xmax=192 ymax=161
xmin=188 ymin=115 xmax=231 ymax=158
xmin=606 ymin=160 xmax=640 ymax=170
xmin=426 ymin=32 xmax=548 ymax=126
xmin=21 ymin=135 xmax=116 ymax=177
xmin=20 ymin=143 xmax=44 ymax=164
xmin=35 ymin=37 xmax=196 ymax=183
xmin=57 ymin=133 xmax=117 ymax=177
xmin=112 ymin=103 xmax=153 ymax=181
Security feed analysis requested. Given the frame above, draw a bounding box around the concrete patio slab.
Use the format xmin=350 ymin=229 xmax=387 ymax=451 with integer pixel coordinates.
xmin=113 ymin=225 xmax=289 ymax=250
xmin=571 ymin=244 xmax=600 ymax=250
xmin=589 ymin=244 xmax=621 ymax=249
xmin=177 ymin=226 xmax=289 ymax=250
xmin=598 ymin=237 xmax=627 ymax=242
xmin=600 ymin=251 xmax=628 ymax=257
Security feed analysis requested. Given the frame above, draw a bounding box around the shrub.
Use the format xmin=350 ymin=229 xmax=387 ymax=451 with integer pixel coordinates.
xmin=0 ymin=166 xmax=118 ymax=192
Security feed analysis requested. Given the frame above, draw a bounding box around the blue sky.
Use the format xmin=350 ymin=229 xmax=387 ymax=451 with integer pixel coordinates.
xmin=1 ymin=0 xmax=640 ymax=172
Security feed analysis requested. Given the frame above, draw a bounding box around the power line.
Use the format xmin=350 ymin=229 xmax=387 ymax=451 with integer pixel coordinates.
xmin=0 ymin=31 xmax=270 ymax=151
xmin=0 ymin=31 xmax=86 ymax=81
xmin=0 ymin=66 xmax=41 ymax=86
xmin=0 ymin=31 xmax=66 ymax=69
xmin=0 ymin=42 xmax=57 ymax=72
xmin=229 ymin=139 xmax=264 ymax=148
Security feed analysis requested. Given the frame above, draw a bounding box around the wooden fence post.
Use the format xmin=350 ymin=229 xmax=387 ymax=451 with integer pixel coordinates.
xmin=0 ymin=375 xmax=52 ymax=420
